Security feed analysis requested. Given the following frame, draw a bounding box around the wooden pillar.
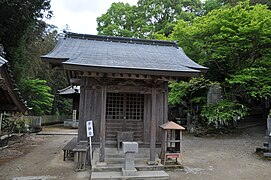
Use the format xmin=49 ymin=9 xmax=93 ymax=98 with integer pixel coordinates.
xmin=99 ymin=85 xmax=107 ymax=162
xmin=163 ymin=82 xmax=168 ymax=124
xmin=78 ymin=77 xmax=92 ymax=142
xmin=150 ymin=87 xmax=156 ymax=163
xmin=78 ymin=77 xmax=86 ymax=142
xmin=0 ymin=113 xmax=3 ymax=135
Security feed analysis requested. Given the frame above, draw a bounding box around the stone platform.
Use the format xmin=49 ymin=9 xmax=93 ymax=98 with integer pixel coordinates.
xmin=91 ymin=148 xmax=169 ymax=179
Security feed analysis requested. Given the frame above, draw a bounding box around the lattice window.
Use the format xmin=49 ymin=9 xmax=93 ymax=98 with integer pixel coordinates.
xmin=106 ymin=93 xmax=124 ymax=119
xmin=126 ymin=93 xmax=144 ymax=120
xmin=106 ymin=93 xmax=144 ymax=142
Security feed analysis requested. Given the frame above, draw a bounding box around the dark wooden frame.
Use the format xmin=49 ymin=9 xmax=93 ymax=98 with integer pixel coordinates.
xmin=77 ymin=74 xmax=170 ymax=163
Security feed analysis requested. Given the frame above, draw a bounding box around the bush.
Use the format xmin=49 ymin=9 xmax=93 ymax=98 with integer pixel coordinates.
xmin=201 ymin=99 xmax=249 ymax=128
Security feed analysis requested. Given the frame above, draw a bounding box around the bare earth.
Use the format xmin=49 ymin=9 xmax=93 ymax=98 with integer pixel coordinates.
xmin=0 ymin=125 xmax=270 ymax=180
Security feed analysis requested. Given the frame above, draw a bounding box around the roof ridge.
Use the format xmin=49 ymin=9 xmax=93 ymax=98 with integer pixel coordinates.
xmin=64 ymin=31 xmax=178 ymax=48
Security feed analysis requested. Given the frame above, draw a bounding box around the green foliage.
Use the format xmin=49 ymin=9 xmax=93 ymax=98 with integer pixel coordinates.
xmin=20 ymin=79 xmax=54 ymax=115
xmin=97 ymin=3 xmax=140 ymax=37
xmin=0 ymin=0 xmax=72 ymax=115
xmin=1 ymin=113 xmax=28 ymax=135
xmin=226 ymin=67 xmax=271 ymax=99
xmin=97 ymin=0 xmax=203 ymax=38
xmin=201 ymin=99 xmax=249 ymax=128
xmin=169 ymin=77 xmax=217 ymax=116
xmin=0 ymin=0 xmax=52 ymax=57
xmin=171 ymin=2 xmax=271 ymax=82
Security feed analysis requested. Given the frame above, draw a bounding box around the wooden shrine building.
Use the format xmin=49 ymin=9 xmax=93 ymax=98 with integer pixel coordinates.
xmin=58 ymin=85 xmax=80 ymax=119
xmin=0 ymin=56 xmax=27 ymax=113
xmin=41 ymin=32 xmax=207 ymax=163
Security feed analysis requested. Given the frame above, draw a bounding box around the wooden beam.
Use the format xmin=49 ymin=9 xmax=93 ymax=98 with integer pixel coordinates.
xmin=99 ymin=85 xmax=107 ymax=162
xmin=150 ymin=87 xmax=156 ymax=163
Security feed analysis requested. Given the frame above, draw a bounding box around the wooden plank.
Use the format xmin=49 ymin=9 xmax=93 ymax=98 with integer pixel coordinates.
xmin=99 ymin=85 xmax=107 ymax=162
xmin=82 ymin=78 xmax=92 ymax=141
xmin=163 ymin=82 xmax=168 ymax=124
xmin=78 ymin=77 xmax=86 ymax=142
xmin=150 ymin=87 xmax=156 ymax=162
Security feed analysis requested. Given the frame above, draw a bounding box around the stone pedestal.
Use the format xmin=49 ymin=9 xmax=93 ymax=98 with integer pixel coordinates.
xmin=122 ymin=142 xmax=138 ymax=176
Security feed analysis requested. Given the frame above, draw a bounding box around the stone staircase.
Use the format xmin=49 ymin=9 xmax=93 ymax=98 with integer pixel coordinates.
xmin=91 ymin=148 xmax=169 ymax=179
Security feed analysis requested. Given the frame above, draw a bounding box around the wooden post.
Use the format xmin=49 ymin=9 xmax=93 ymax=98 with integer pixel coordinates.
xmin=78 ymin=77 xmax=86 ymax=142
xmin=149 ymin=87 xmax=156 ymax=163
xmin=0 ymin=113 xmax=3 ymax=135
xmin=99 ymin=85 xmax=107 ymax=162
xmin=163 ymin=82 xmax=168 ymax=124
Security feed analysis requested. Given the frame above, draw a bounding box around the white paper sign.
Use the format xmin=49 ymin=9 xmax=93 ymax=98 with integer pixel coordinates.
xmin=86 ymin=120 xmax=94 ymax=137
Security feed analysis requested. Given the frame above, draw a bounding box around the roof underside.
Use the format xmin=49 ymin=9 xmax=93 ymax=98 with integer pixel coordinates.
xmin=41 ymin=32 xmax=207 ymax=77
xmin=58 ymin=86 xmax=80 ymax=98
xmin=0 ymin=56 xmax=27 ymax=113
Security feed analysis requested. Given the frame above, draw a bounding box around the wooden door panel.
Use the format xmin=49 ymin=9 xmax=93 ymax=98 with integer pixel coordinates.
xmin=106 ymin=93 xmax=144 ymax=142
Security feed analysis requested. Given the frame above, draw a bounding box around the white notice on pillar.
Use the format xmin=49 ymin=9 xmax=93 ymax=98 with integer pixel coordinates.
xmin=86 ymin=120 xmax=94 ymax=137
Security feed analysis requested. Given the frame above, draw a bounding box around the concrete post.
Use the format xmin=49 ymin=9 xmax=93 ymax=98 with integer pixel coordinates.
xmin=122 ymin=142 xmax=138 ymax=176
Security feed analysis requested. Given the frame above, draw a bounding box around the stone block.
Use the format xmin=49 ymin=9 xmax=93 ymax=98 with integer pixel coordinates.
xmin=123 ymin=142 xmax=138 ymax=153
xmin=122 ymin=168 xmax=138 ymax=176
xmin=124 ymin=152 xmax=135 ymax=170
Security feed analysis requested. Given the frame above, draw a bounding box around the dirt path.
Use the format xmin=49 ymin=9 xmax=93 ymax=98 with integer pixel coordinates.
xmin=168 ymin=126 xmax=271 ymax=180
xmin=0 ymin=134 xmax=90 ymax=180
xmin=0 ymin=125 xmax=270 ymax=180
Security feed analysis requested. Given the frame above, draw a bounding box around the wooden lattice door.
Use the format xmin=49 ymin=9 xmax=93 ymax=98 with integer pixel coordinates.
xmin=106 ymin=93 xmax=144 ymax=142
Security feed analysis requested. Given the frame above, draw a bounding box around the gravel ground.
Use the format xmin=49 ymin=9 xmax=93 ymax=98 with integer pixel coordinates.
xmin=0 ymin=125 xmax=270 ymax=180
xmin=168 ymin=125 xmax=271 ymax=180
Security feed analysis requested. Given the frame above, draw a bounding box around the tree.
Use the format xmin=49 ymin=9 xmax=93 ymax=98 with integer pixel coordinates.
xmin=97 ymin=0 xmax=203 ymax=38
xmin=97 ymin=3 xmax=140 ymax=37
xmin=137 ymin=0 xmax=203 ymax=37
xmin=0 ymin=0 xmax=52 ymax=60
xmin=226 ymin=67 xmax=271 ymax=100
xmin=169 ymin=77 xmax=215 ymax=117
xmin=203 ymin=0 xmax=271 ymax=15
xmin=171 ymin=2 xmax=271 ymax=82
xmin=20 ymin=79 xmax=54 ymax=115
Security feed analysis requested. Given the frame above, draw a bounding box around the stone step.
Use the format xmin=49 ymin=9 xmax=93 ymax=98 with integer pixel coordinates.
xmin=91 ymin=170 xmax=169 ymax=180
xmin=263 ymin=152 xmax=271 ymax=157
xmin=92 ymin=163 xmax=164 ymax=172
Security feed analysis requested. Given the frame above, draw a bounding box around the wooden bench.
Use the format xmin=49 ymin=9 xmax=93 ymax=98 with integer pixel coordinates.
xmin=62 ymin=137 xmax=77 ymax=161
xmin=73 ymin=141 xmax=89 ymax=171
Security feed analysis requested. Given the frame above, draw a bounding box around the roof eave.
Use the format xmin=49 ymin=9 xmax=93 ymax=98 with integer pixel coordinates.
xmin=40 ymin=56 xmax=68 ymax=64
xmin=62 ymin=63 xmax=201 ymax=78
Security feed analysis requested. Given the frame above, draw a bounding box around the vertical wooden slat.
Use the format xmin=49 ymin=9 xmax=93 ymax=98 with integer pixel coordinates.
xmin=150 ymin=87 xmax=156 ymax=162
xmin=91 ymin=88 xmax=98 ymax=142
xmin=99 ymin=85 xmax=107 ymax=162
xmin=78 ymin=77 xmax=86 ymax=142
xmin=180 ymin=131 xmax=183 ymax=154
xmin=163 ymin=82 xmax=169 ymax=124
xmin=143 ymin=94 xmax=148 ymax=143
xmin=83 ymin=78 xmax=92 ymax=141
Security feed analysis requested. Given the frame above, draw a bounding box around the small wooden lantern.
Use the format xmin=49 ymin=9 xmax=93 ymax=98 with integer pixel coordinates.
xmin=159 ymin=121 xmax=185 ymax=166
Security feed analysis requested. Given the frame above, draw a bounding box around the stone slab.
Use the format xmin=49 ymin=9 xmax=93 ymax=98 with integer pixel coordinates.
xmin=122 ymin=168 xmax=137 ymax=176
xmin=91 ymin=170 xmax=169 ymax=180
xmin=37 ymin=132 xmax=77 ymax=135
xmin=13 ymin=176 xmax=57 ymax=180
xmin=123 ymin=142 xmax=138 ymax=153
xmin=263 ymin=152 xmax=271 ymax=157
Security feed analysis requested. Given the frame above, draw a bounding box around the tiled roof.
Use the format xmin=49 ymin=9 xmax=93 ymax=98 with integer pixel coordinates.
xmin=58 ymin=86 xmax=80 ymax=95
xmin=159 ymin=121 xmax=185 ymax=130
xmin=41 ymin=32 xmax=207 ymax=77
xmin=0 ymin=56 xmax=28 ymax=113
xmin=0 ymin=56 xmax=8 ymax=67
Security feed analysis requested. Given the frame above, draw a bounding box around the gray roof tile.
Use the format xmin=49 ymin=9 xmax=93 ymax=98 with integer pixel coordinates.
xmin=42 ymin=33 xmax=207 ymax=76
